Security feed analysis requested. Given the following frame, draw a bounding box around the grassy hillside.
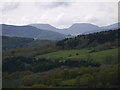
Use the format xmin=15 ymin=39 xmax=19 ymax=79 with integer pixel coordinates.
xmin=36 ymin=49 xmax=89 ymax=59
xmin=36 ymin=48 xmax=118 ymax=63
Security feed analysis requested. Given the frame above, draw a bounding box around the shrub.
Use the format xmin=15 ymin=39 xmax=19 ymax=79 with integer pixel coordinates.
xmin=31 ymin=84 xmax=53 ymax=88
xmin=20 ymin=74 xmax=39 ymax=86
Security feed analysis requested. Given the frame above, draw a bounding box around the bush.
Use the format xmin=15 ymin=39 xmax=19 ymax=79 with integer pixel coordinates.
xmin=76 ymin=53 xmax=79 ymax=55
xmin=31 ymin=84 xmax=53 ymax=88
xmin=76 ymin=74 xmax=94 ymax=87
xmin=20 ymin=74 xmax=39 ymax=86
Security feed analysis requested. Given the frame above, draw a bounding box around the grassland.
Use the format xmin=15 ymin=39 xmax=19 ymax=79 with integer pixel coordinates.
xmin=35 ymin=48 xmax=118 ymax=63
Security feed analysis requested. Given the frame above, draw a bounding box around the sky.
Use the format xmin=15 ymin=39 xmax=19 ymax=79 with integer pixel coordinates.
xmin=0 ymin=0 xmax=119 ymax=28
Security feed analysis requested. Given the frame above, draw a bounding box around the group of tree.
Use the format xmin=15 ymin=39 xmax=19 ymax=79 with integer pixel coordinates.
xmin=56 ymin=29 xmax=119 ymax=50
xmin=3 ymin=64 xmax=118 ymax=88
xmin=3 ymin=56 xmax=101 ymax=73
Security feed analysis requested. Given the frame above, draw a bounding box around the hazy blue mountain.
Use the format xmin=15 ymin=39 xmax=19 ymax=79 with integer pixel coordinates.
xmin=83 ymin=22 xmax=120 ymax=34
xmin=1 ymin=24 xmax=68 ymax=40
xmin=30 ymin=24 xmax=68 ymax=35
xmin=65 ymin=23 xmax=101 ymax=35
xmin=30 ymin=24 xmax=57 ymax=32
xmin=1 ymin=23 xmax=119 ymax=39
xmin=30 ymin=23 xmax=120 ymax=36
xmin=30 ymin=23 xmax=101 ymax=35
xmin=101 ymin=22 xmax=120 ymax=30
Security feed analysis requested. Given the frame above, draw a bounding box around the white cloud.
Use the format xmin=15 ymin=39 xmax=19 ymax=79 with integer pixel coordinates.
xmin=0 ymin=1 xmax=118 ymax=28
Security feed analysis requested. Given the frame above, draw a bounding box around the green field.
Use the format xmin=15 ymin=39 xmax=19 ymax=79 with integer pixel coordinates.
xmin=35 ymin=49 xmax=90 ymax=59
xmin=35 ymin=48 xmax=118 ymax=63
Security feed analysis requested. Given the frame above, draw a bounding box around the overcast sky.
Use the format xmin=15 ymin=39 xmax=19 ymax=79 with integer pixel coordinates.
xmin=0 ymin=0 xmax=119 ymax=28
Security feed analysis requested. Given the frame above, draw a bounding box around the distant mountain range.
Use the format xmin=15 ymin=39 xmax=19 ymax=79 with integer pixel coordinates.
xmin=1 ymin=22 xmax=119 ymax=40
xmin=102 ymin=23 xmax=120 ymax=30
xmin=30 ymin=22 xmax=120 ymax=35
xmin=1 ymin=24 xmax=68 ymax=40
xmin=30 ymin=23 xmax=101 ymax=35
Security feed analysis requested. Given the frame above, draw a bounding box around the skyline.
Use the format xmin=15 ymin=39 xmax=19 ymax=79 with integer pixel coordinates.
xmin=0 ymin=0 xmax=118 ymax=29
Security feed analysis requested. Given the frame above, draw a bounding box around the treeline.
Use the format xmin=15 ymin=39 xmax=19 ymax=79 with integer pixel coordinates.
xmin=56 ymin=29 xmax=119 ymax=50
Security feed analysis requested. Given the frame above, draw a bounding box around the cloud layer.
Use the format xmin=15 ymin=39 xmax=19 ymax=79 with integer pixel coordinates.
xmin=0 ymin=1 xmax=118 ymax=28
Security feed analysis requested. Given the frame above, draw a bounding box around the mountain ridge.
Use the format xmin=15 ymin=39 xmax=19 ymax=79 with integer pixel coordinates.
xmin=1 ymin=24 xmax=68 ymax=40
xmin=30 ymin=22 xmax=120 ymax=35
xmin=1 ymin=22 xmax=119 ymax=40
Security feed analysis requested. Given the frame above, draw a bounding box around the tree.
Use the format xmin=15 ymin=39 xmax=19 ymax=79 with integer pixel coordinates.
xmin=77 ymin=74 xmax=94 ymax=87
xmin=76 ymin=53 xmax=79 ymax=56
xmin=20 ymin=74 xmax=39 ymax=86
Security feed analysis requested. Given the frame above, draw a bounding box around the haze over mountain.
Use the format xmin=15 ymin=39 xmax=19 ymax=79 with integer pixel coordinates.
xmin=1 ymin=22 xmax=119 ymax=40
xmin=101 ymin=23 xmax=120 ymax=30
xmin=1 ymin=24 xmax=68 ymax=40
xmin=30 ymin=24 xmax=58 ymax=32
xmin=82 ymin=23 xmax=120 ymax=34
xmin=30 ymin=23 xmax=101 ymax=35
xmin=63 ymin=23 xmax=101 ymax=35
xmin=30 ymin=22 xmax=120 ymax=35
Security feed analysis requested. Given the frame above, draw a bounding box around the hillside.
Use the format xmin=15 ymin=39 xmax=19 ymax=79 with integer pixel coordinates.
xmin=36 ymin=48 xmax=118 ymax=63
xmin=56 ymin=29 xmax=119 ymax=49
xmin=2 ymin=36 xmax=56 ymax=51
xmin=3 ymin=29 xmax=119 ymax=88
xmin=3 ymin=29 xmax=119 ymax=58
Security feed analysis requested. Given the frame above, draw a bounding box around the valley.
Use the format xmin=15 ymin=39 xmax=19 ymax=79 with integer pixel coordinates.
xmin=2 ymin=29 xmax=119 ymax=88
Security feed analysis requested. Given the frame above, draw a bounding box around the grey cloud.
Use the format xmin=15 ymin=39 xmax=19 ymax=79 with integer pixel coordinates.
xmin=35 ymin=2 xmax=71 ymax=9
xmin=0 ymin=2 xmax=118 ymax=28
xmin=86 ymin=17 xmax=98 ymax=22
xmin=50 ymin=2 xmax=70 ymax=8
xmin=2 ymin=2 xmax=20 ymax=12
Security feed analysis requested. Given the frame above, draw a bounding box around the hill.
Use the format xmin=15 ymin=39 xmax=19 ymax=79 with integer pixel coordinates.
xmin=2 ymin=36 xmax=56 ymax=51
xmin=3 ymin=29 xmax=119 ymax=58
xmin=56 ymin=29 xmax=119 ymax=50
xmin=36 ymin=48 xmax=118 ymax=63
xmin=3 ymin=29 xmax=119 ymax=88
